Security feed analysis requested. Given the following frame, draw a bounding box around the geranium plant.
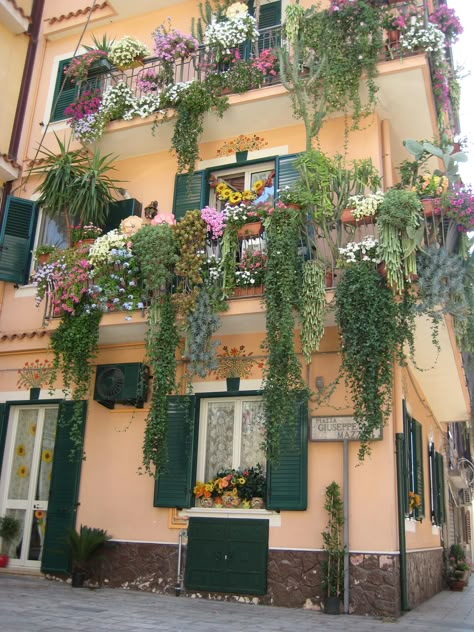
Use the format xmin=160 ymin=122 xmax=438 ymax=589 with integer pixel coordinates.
xmin=17 ymin=359 xmax=55 ymax=389
xmin=69 ymin=224 xmax=103 ymax=243
xmin=152 ymin=21 xmax=199 ymax=61
xmin=222 ymin=201 xmax=261 ymax=227
xmin=235 ymin=250 xmax=267 ymax=287
xmin=217 ymin=134 xmax=267 ymax=156
xmin=429 ymin=5 xmax=463 ymax=43
xmin=65 ymin=89 xmax=102 ymax=123
xmin=64 ymin=50 xmax=108 ymax=83
xmin=215 ymin=344 xmax=257 ymax=378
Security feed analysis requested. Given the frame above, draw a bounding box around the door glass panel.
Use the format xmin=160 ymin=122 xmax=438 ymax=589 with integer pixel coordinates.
xmin=37 ymin=409 xmax=57 ymax=501
xmin=3 ymin=509 xmax=25 ymax=559
xmin=7 ymin=409 xmax=38 ymax=500
xmin=205 ymin=402 xmax=235 ymax=480
xmin=28 ymin=509 xmax=47 ymax=561
xmin=240 ymin=401 xmax=265 ymax=469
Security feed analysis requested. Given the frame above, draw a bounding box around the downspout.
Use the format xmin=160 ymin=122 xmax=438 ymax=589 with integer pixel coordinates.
xmin=0 ymin=0 xmax=45 ymax=222
xmin=175 ymin=529 xmax=187 ymax=596
xmin=396 ymin=434 xmax=410 ymax=611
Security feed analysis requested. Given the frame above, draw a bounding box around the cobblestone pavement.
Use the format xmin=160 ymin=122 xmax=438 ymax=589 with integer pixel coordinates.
xmin=0 ymin=573 xmax=473 ymax=632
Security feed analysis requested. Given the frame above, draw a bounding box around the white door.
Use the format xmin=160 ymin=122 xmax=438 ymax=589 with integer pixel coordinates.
xmin=0 ymin=406 xmax=58 ymax=568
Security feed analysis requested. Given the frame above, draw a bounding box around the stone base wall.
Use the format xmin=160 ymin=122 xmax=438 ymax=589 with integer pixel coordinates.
xmin=92 ymin=542 xmax=404 ymax=617
xmin=406 ymin=548 xmax=444 ymax=608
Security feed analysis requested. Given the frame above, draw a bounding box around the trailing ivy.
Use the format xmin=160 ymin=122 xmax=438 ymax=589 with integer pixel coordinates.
xmin=49 ymin=311 xmax=101 ymax=456
xmin=142 ymin=295 xmax=179 ymax=476
xmin=262 ymin=205 xmax=307 ymax=460
xmin=300 ymin=260 xmax=326 ymax=364
xmin=335 ymin=263 xmax=415 ymax=460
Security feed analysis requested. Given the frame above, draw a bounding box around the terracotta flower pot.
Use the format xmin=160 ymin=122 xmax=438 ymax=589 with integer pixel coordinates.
xmin=233 ymin=285 xmax=264 ymax=298
xmin=237 ymin=221 xmax=263 ymax=239
xmin=37 ymin=254 xmax=50 ymax=266
xmin=341 ymin=209 xmax=374 ymax=226
xmin=421 ymin=198 xmax=435 ymax=218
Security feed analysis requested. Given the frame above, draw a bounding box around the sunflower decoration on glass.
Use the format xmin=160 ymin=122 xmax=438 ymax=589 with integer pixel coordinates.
xmin=215 ymin=181 xmax=258 ymax=207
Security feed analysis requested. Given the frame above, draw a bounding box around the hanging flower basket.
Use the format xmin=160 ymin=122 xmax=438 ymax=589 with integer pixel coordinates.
xmin=341 ymin=209 xmax=374 ymax=226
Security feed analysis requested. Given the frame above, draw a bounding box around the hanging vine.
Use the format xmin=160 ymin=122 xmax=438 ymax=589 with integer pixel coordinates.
xmin=300 ymin=260 xmax=326 ymax=364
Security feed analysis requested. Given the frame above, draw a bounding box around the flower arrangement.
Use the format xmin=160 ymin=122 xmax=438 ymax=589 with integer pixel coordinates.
xmin=445 ymin=185 xmax=474 ymax=233
xmin=217 ymin=134 xmax=267 ymax=156
xmin=347 ymin=191 xmax=384 ymax=220
xmin=17 ymin=359 xmax=55 ymax=389
xmin=400 ymin=19 xmax=446 ymax=61
xmin=338 ymin=236 xmax=380 ymax=267
xmin=252 ymin=48 xmax=279 ymax=77
xmin=235 ymin=250 xmax=267 ymax=287
xmin=408 ymin=490 xmax=421 ymax=514
xmin=215 ymin=344 xmax=257 ymax=378
xmin=89 ymin=247 xmax=144 ymax=313
xmin=64 ymin=50 xmax=108 ymax=83
xmin=88 ymin=229 xmax=128 ymax=265
xmin=216 ymin=183 xmax=257 ymax=206
xmin=69 ymin=224 xmax=103 ymax=244
xmin=109 ymin=36 xmax=150 ymax=69
xmin=136 ymin=69 xmax=162 ymax=93
xmin=65 ymin=89 xmax=102 ymax=123
xmin=429 ymin=5 xmax=463 ymax=43
xmin=222 ymin=201 xmax=261 ymax=227
xmin=412 ymin=173 xmax=449 ymax=199
xmin=204 ymin=4 xmax=258 ymax=61
xmin=193 ymin=464 xmax=266 ymax=506
xmin=152 ymin=21 xmax=199 ymax=62
xmin=200 ymin=206 xmax=225 ymax=239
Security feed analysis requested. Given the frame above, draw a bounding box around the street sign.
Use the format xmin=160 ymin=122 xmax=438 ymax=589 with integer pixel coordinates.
xmin=310 ymin=416 xmax=382 ymax=442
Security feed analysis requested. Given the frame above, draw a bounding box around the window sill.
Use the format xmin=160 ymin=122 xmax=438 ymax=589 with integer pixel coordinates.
xmin=180 ymin=507 xmax=281 ymax=527
xmin=405 ymin=518 xmax=416 ymax=533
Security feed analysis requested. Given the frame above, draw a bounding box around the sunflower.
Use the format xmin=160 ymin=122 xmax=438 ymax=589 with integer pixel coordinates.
xmin=42 ymin=449 xmax=53 ymax=463
xmin=35 ymin=510 xmax=45 ymax=520
xmin=17 ymin=465 xmax=28 ymax=478
xmin=29 ymin=424 xmax=36 ymax=436
xmin=16 ymin=444 xmax=26 ymax=457
xmin=242 ymin=189 xmax=256 ymax=201
xmin=252 ymin=180 xmax=264 ymax=193
xmin=229 ymin=191 xmax=242 ymax=204
xmin=216 ymin=182 xmax=227 ymax=195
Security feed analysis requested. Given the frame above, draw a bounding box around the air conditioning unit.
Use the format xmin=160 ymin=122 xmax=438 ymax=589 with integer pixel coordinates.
xmin=462 ymin=488 xmax=472 ymax=505
xmin=94 ymin=363 xmax=149 ymax=409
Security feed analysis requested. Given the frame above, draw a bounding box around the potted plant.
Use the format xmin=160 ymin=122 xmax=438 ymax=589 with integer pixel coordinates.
xmin=321 ymin=482 xmax=344 ymax=614
xmin=412 ymin=173 xmax=449 ymax=217
xmin=109 ymin=36 xmax=150 ymax=70
xmin=34 ymin=244 xmax=58 ymax=266
xmin=342 ymin=191 xmax=384 ymax=225
xmin=235 ymin=250 xmax=267 ymax=295
xmin=64 ymin=50 xmax=109 ymax=84
xmin=447 ymin=544 xmax=470 ymax=591
xmin=64 ymin=524 xmax=112 ymax=587
xmin=214 ymin=344 xmax=258 ymax=391
xmin=17 ymin=359 xmax=55 ymax=400
xmin=193 ymin=464 xmax=266 ymax=509
xmin=69 ymin=223 xmax=103 ymax=248
xmin=0 ymin=515 xmax=21 ymax=567
xmin=203 ymin=2 xmax=258 ymax=63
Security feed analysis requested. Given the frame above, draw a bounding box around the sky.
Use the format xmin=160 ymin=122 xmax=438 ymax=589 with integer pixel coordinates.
xmin=450 ymin=1 xmax=473 ymax=185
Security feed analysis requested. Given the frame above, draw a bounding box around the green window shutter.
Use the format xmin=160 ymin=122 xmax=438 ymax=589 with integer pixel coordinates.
xmin=275 ymin=154 xmax=301 ymax=199
xmin=266 ymin=395 xmax=308 ymax=510
xmin=0 ymin=196 xmax=38 ymax=285
xmin=0 ymin=404 xmax=8 ymax=479
xmin=102 ymin=198 xmax=142 ymax=234
xmin=258 ymin=1 xmax=281 ymax=29
xmin=435 ymin=452 xmax=446 ymax=526
xmin=153 ymin=395 xmax=196 ymax=508
xmin=412 ymin=419 xmax=425 ymax=520
xmin=185 ymin=517 xmax=268 ymax=595
xmin=402 ymin=400 xmax=411 ymax=514
xmin=51 ymin=58 xmax=78 ymax=122
xmin=41 ymin=401 xmax=87 ymax=575
xmin=172 ymin=171 xmax=207 ymax=221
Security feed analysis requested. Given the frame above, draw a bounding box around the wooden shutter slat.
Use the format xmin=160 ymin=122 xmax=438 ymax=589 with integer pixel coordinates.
xmin=0 ymin=196 xmax=38 ymax=285
xmin=172 ymin=172 xmax=207 ymax=221
xmin=102 ymin=199 xmax=142 ymax=234
xmin=51 ymin=58 xmax=78 ymax=122
xmin=275 ymin=154 xmax=301 ymax=197
xmin=413 ymin=420 xmax=425 ymax=519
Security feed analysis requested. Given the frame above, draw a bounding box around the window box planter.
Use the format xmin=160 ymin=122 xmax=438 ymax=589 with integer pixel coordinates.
xmin=237 ymin=221 xmax=263 ymax=239
xmin=233 ymin=285 xmax=264 ymax=298
xmin=341 ymin=209 xmax=374 ymax=225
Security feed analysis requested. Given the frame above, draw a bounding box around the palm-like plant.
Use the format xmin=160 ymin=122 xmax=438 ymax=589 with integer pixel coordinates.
xmin=64 ymin=524 xmax=112 ymax=573
xmin=29 ymin=134 xmax=122 ymax=244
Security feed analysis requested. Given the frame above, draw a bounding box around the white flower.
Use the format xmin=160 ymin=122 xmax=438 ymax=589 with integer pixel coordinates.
xmin=109 ymin=36 xmax=150 ymax=67
xmin=225 ymin=2 xmax=248 ymax=20
xmin=348 ymin=192 xmax=384 ymax=220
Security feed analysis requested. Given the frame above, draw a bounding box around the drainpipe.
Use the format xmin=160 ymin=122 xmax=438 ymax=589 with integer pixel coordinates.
xmin=175 ymin=529 xmax=187 ymax=596
xmin=396 ymin=434 xmax=410 ymax=611
xmin=0 ymin=0 xmax=44 ymax=222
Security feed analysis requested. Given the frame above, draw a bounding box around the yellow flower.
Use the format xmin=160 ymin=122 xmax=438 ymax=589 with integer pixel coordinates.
xmin=35 ymin=510 xmax=45 ymax=520
xmin=229 ymin=191 xmax=242 ymax=204
xmin=29 ymin=424 xmax=36 ymax=436
xmin=216 ymin=182 xmax=227 ymax=195
xmin=42 ymin=449 xmax=53 ymax=463
xmin=17 ymin=465 xmax=28 ymax=478
xmin=238 ymin=477 xmax=246 ymax=484
xmin=253 ymin=180 xmax=264 ymax=192
xmin=242 ymin=189 xmax=256 ymax=201
xmin=16 ymin=444 xmax=26 ymax=457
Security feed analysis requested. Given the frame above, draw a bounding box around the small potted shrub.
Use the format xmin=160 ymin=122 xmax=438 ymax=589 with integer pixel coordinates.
xmin=34 ymin=244 xmax=58 ymax=266
xmin=0 ymin=515 xmax=21 ymax=567
xmin=321 ymin=482 xmax=344 ymax=614
xmin=65 ymin=524 xmax=112 ymax=587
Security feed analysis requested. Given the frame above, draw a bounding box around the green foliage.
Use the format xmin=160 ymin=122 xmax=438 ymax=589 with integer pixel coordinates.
xmin=300 ymin=260 xmax=326 ymax=364
xmin=29 ymin=134 xmax=121 ymax=234
xmin=0 ymin=515 xmax=20 ymax=550
xmin=142 ymin=295 xmax=179 ymax=476
xmin=263 ymin=204 xmax=307 ymax=460
xmin=403 ymin=138 xmax=468 ymax=185
xmin=187 ymin=287 xmax=220 ymax=377
xmin=377 ymin=188 xmax=422 ymax=293
xmin=173 ymin=210 xmax=207 ymax=314
xmin=321 ymin=482 xmax=344 ymax=599
xmin=335 ymin=264 xmax=415 ymax=459
xmin=131 ymin=223 xmax=177 ymax=297
xmin=49 ymin=311 xmax=101 ymax=456
xmin=225 ymin=60 xmax=262 ymax=93
xmin=64 ymin=524 xmax=112 ymax=572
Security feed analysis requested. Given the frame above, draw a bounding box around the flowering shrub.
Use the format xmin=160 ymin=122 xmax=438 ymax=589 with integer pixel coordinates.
xmin=204 ymin=6 xmax=258 ymax=61
xmin=235 ymin=250 xmax=267 ymax=286
xmin=328 ymin=0 xmax=356 ymax=15
xmin=38 ymin=253 xmax=92 ymax=316
xmin=400 ymin=19 xmax=446 ymax=61
xmin=338 ymin=236 xmax=380 ymax=266
xmin=64 ymin=89 xmax=102 ymax=122
xmin=252 ymin=48 xmax=279 ymax=77
xmin=200 ymin=206 xmax=225 ymax=239
xmin=347 ymin=191 xmax=384 ymax=220
xmin=88 ymin=229 xmax=128 ymax=265
xmin=71 ymin=111 xmax=107 ymax=144
xmin=69 ymin=224 xmax=102 ymax=243
xmin=223 ymin=201 xmax=261 ymax=227
xmin=89 ymin=247 xmax=144 ymax=313
xmin=64 ymin=50 xmax=108 ymax=83
xmin=445 ymin=185 xmax=474 ymax=233
xmin=429 ymin=5 xmax=463 ymax=43
xmin=217 ymin=134 xmax=267 ymax=155
xmin=17 ymin=359 xmax=54 ymax=389
xmin=109 ymin=36 xmax=150 ymax=68
xmin=215 ymin=344 xmax=256 ymax=378
xmin=193 ymin=464 xmax=266 ymax=505
xmin=152 ymin=22 xmax=198 ymax=61
xmin=412 ymin=173 xmax=449 ymax=199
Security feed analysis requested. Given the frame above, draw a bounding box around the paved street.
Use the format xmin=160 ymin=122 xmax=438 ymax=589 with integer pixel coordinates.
xmin=0 ymin=573 xmax=473 ymax=632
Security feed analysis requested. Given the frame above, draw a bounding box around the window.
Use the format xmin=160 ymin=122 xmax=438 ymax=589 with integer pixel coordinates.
xmin=210 ymin=162 xmax=275 ymax=210
xmin=50 ymin=58 xmax=79 ymax=122
xmin=196 ymin=397 xmax=265 ymax=484
xmin=429 ymin=442 xmax=446 ymax=526
xmin=403 ymin=404 xmax=425 ymax=520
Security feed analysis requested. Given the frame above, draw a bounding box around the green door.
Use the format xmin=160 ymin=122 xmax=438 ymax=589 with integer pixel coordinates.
xmin=185 ymin=517 xmax=269 ymax=595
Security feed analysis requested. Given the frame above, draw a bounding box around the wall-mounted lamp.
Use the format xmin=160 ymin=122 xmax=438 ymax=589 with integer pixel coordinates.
xmin=315 ymin=376 xmax=325 ymax=392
